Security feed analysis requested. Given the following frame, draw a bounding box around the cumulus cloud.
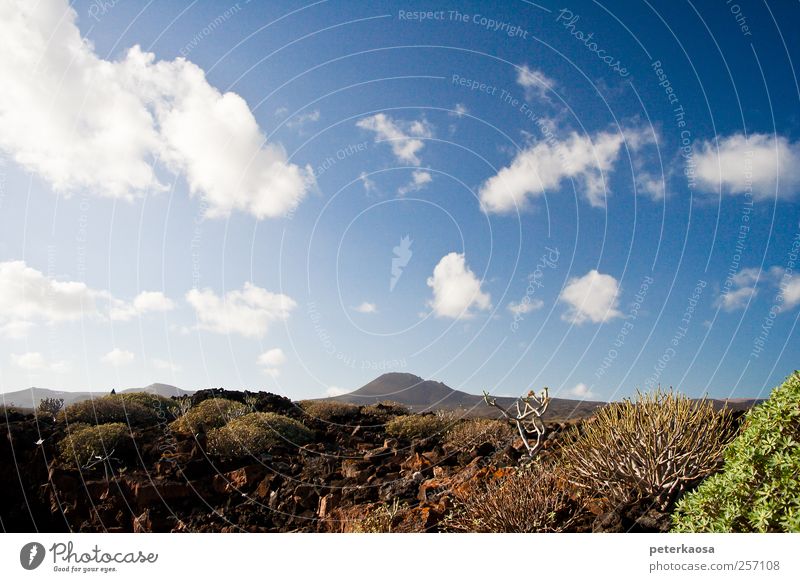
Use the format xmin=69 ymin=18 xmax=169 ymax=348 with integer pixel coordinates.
xmin=12 ymin=352 xmax=69 ymax=372
xmin=716 ymin=268 xmax=760 ymax=311
xmin=152 ymin=358 xmax=182 ymax=373
xmin=285 ymin=109 xmax=320 ymax=131
xmin=353 ymin=302 xmax=378 ymax=314
xmin=356 ymin=113 xmax=432 ymax=165
xmin=110 ymin=291 xmax=176 ymax=321
xmin=258 ymin=348 xmax=287 ymax=367
xmin=567 ymin=382 xmax=595 ymax=399
xmin=479 ymin=128 xmax=650 ymax=212
xmin=559 ymin=269 xmax=622 ymax=324
xmin=718 ymin=266 xmax=800 ymax=312
xmin=694 ymin=133 xmax=800 ymax=200
xmin=186 ymin=283 xmax=296 ymax=338
xmin=507 ymin=298 xmax=544 ymax=315
xmin=516 ymin=65 xmax=557 ymax=101
xmin=0 ymin=0 xmax=313 ymax=219
xmin=427 ymin=253 xmax=491 ymax=319
xmin=397 ymin=170 xmax=432 ymax=196
xmin=102 ymin=348 xmax=135 ymax=366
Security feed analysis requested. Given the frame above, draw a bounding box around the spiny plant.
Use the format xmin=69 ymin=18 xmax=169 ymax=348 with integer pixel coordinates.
xmin=561 ymin=388 xmax=735 ymax=511
xmin=483 ymin=387 xmax=550 ymax=457
xmin=672 ymin=372 xmax=800 ymax=532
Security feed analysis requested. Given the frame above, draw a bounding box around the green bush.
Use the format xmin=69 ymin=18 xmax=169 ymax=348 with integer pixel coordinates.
xmin=61 ymin=394 xmax=164 ymax=425
xmin=58 ymin=423 xmax=128 ymax=467
xmin=673 ymin=373 xmax=800 ymax=532
xmin=445 ymin=417 xmax=515 ymax=450
xmin=299 ymin=400 xmax=360 ymax=422
xmin=169 ymin=398 xmax=247 ymax=435
xmin=385 ymin=412 xmax=454 ymax=440
xmin=208 ymin=412 xmax=314 ymax=457
xmin=116 ymin=392 xmax=179 ymax=417
xmin=561 ymin=389 xmax=735 ymax=511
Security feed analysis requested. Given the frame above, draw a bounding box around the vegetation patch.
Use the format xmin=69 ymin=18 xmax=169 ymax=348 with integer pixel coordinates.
xmin=444 ymin=417 xmax=515 ymax=450
xmin=561 ymin=388 xmax=735 ymax=511
xmin=61 ymin=393 xmax=171 ymax=426
xmin=208 ymin=412 xmax=314 ymax=457
xmin=673 ymin=373 xmax=800 ymax=532
xmin=169 ymin=398 xmax=248 ymax=435
xmin=58 ymin=423 xmax=129 ymax=468
xmin=298 ymin=400 xmax=360 ymax=422
xmin=385 ymin=412 xmax=454 ymax=440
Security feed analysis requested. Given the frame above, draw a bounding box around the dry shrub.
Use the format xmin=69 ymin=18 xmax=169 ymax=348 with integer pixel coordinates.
xmin=58 ymin=423 xmax=128 ymax=467
xmin=208 ymin=412 xmax=313 ymax=457
xmin=298 ymin=400 xmax=360 ymax=422
xmin=362 ymin=401 xmax=410 ymax=420
xmin=445 ymin=418 xmax=515 ymax=450
xmin=169 ymin=398 xmax=247 ymax=435
xmin=61 ymin=394 xmax=163 ymax=425
xmin=385 ymin=411 xmax=454 ymax=440
xmin=347 ymin=500 xmax=405 ymax=533
xmin=561 ymin=389 xmax=735 ymax=511
xmin=38 ymin=397 xmax=65 ymax=418
xmin=445 ymin=463 xmax=584 ymax=532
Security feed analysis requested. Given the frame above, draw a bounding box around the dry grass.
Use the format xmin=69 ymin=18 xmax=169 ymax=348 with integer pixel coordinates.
xmin=385 ymin=411 xmax=455 ymax=440
xmin=298 ymin=400 xmax=360 ymax=422
xmin=444 ymin=418 xmax=515 ymax=450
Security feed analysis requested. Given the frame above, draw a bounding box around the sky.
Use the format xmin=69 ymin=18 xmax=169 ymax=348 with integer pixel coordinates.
xmin=1 ymin=0 xmax=799 ymax=401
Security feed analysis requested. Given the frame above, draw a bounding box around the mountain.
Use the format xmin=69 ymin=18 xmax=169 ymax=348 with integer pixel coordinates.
xmin=329 ymin=372 xmax=606 ymax=420
xmin=0 ymin=383 xmax=191 ymax=410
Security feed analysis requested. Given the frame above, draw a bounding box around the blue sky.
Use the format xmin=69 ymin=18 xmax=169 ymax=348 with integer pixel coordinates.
xmin=1 ymin=0 xmax=799 ymax=401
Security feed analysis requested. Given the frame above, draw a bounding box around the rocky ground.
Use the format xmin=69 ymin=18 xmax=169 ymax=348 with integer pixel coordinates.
xmin=0 ymin=389 xmax=677 ymax=533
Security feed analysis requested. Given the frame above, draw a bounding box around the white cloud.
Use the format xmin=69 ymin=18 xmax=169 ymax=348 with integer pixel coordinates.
xmin=559 ymin=270 xmax=622 ymax=324
xmin=356 ymin=113 xmax=432 ymax=165
xmin=479 ymin=128 xmax=646 ymax=212
xmin=263 ymin=368 xmax=281 ymax=378
xmin=110 ymin=290 xmax=176 ymax=321
xmin=286 ymin=109 xmax=320 ymax=130
xmin=359 ymin=172 xmax=378 ymax=195
xmin=695 ymin=133 xmax=800 ymax=200
xmin=516 ymin=65 xmax=557 ymax=101
xmin=102 ymin=348 xmax=135 ymax=366
xmin=427 ymin=253 xmax=491 ymax=319
xmin=152 ymin=358 xmax=182 ymax=372
xmin=0 ymin=0 xmax=313 ymax=219
xmin=12 ymin=352 xmax=69 ymax=372
xmin=397 ymin=170 xmax=432 ymax=196
xmin=326 ymin=386 xmax=349 ymax=397
xmin=716 ymin=268 xmax=760 ymax=311
xmin=0 ymin=260 xmax=103 ymax=331
xmin=719 ymin=266 xmax=800 ymax=312
xmin=186 ymin=282 xmax=296 ymax=338
xmin=258 ymin=348 xmax=287 ymax=367
xmin=0 ymin=321 xmax=35 ymax=339
xmin=353 ymin=302 xmax=378 ymax=314
xmin=450 ymin=103 xmax=469 ymax=118
xmin=567 ymin=382 xmax=595 ymax=399
xmin=507 ymin=298 xmax=544 ymax=315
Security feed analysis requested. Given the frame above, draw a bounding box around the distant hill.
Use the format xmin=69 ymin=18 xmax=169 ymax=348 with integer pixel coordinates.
xmin=328 ymin=372 xmax=606 ymax=420
xmin=0 ymin=383 xmax=192 ymax=410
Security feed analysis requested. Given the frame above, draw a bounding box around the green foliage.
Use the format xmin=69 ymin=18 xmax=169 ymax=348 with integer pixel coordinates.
xmin=385 ymin=412 xmax=454 ymax=440
xmin=444 ymin=417 xmax=515 ymax=450
xmin=208 ymin=412 xmax=314 ymax=457
xmin=169 ymin=398 xmax=247 ymax=435
xmin=561 ymin=388 xmax=735 ymax=510
xmin=58 ymin=423 xmax=128 ymax=467
xmin=38 ymin=397 xmax=65 ymax=418
xmin=61 ymin=393 xmax=169 ymax=425
xmin=298 ymin=400 xmax=360 ymax=422
xmin=673 ymin=373 xmax=800 ymax=532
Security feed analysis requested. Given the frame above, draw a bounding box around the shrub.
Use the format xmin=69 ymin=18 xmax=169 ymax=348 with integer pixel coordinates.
xmin=116 ymin=392 xmax=178 ymax=418
xmin=444 ymin=463 xmax=585 ymax=532
xmin=362 ymin=401 xmax=409 ymax=420
xmin=672 ymin=373 xmax=800 ymax=532
xmin=61 ymin=394 xmax=162 ymax=425
xmin=208 ymin=412 xmax=314 ymax=457
xmin=38 ymin=397 xmax=65 ymax=418
xmin=444 ymin=418 xmax=515 ymax=450
xmin=58 ymin=423 xmax=128 ymax=467
xmin=348 ymin=500 xmax=405 ymax=533
xmin=385 ymin=411 xmax=454 ymax=440
xmin=299 ymin=400 xmax=360 ymax=422
xmin=561 ymin=389 xmax=735 ymax=511
xmin=170 ymin=398 xmax=247 ymax=435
